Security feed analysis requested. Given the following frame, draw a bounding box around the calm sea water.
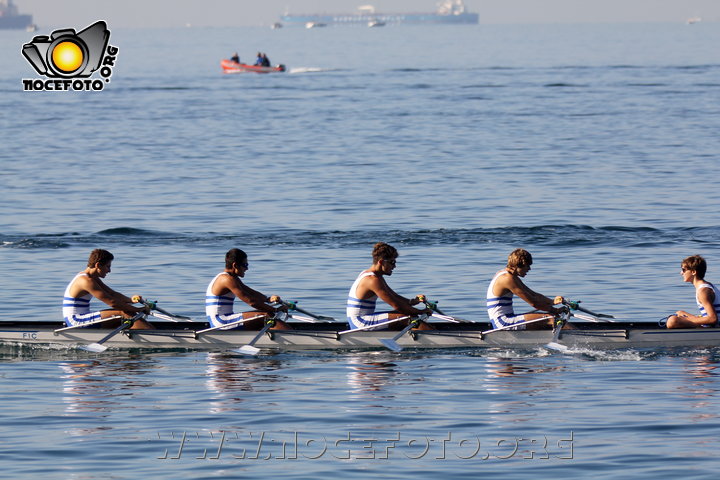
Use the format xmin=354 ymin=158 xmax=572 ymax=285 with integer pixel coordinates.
xmin=1 ymin=22 xmax=720 ymax=478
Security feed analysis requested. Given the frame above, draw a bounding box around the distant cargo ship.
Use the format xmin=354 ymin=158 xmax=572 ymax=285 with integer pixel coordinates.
xmin=279 ymin=1 xmax=479 ymax=27
xmin=0 ymin=0 xmax=33 ymax=30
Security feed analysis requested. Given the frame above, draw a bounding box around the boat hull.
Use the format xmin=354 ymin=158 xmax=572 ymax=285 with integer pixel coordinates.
xmin=0 ymin=14 xmax=32 ymax=29
xmin=221 ymin=59 xmax=285 ymax=74
xmin=3 ymin=321 xmax=720 ymax=352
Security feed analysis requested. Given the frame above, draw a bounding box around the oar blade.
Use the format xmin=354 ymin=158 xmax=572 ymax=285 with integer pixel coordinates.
xmin=79 ymin=343 xmax=108 ymax=353
xmin=235 ymin=344 xmax=261 ymax=356
xmin=545 ymin=341 xmax=569 ymax=352
xmin=380 ymin=338 xmax=403 ymax=352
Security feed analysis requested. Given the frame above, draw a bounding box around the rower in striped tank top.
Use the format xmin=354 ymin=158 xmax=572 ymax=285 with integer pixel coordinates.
xmin=62 ymin=249 xmax=153 ymax=329
xmin=346 ymin=242 xmax=432 ymax=331
xmin=205 ymin=248 xmax=290 ymax=330
xmin=486 ymin=248 xmax=566 ymax=330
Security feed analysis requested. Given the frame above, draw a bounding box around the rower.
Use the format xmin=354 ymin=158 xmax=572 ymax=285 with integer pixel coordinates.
xmin=205 ymin=248 xmax=290 ymax=330
xmin=487 ymin=248 xmax=566 ymax=330
xmin=346 ymin=242 xmax=433 ymax=331
xmin=666 ymin=255 xmax=719 ymax=329
xmin=62 ymin=249 xmax=154 ymax=329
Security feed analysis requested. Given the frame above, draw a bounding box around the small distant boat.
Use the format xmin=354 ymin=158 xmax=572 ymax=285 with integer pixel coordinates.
xmin=305 ymin=21 xmax=327 ymax=29
xmin=220 ymin=59 xmax=286 ymax=74
xmin=686 ymin=16 xmax=702 ymax=24
xmin=368 ymin=18 xmax=385 ymax=27
xmin=25 ymin=23 xmax=37 ymax=32
xmin=271 ymin=22 xmax=282 ymax=29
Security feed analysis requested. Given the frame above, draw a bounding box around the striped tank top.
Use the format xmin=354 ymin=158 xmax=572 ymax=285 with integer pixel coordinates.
xmin=347 ymin=271 xmax=377 ymax=319
xmin=62 ymin=273 xmax=92 ymax=317
xmin=205 ymin=272 xmax=236 ymax=316
xmin=696 ymin=282 xmax=720 ymax=320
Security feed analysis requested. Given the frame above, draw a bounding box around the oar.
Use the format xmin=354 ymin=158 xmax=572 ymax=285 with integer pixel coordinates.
xmin=141 ymin=300 xmax=192 ymax=321
xmin=379 ymin=317 xmax=422 ymax=352
xmin=481 ymin=315 xmax=554 ymax=335
xmin=148 ymin=311 xmax=183 ymax=322
xmin=196 ymin=314 xmax=265 ymax=335
xmin=419 ymin=296 xmax=472 ymax=323
xmin=283 ymin=301 xmax=335 ymax=322
xmin=54 ymin=315 xmax=123 ymax=333
xmin=79 ymin=312 xmax=143 ymax=353
xmin=564 ymin=300 xmax=614 ymax=319
xmin=546 ymin=309 xmax=571 ymax=352
xmin=570 ymin=312 xmax=608 ymax=323
xmin=337 ymin=316 xmax=410 ymax=335
xmin=430 ymin=312 xmax=461 ymax=323
xmin=287 ymin=313 xmax=319 ymax=323
xmin=234 ymin=313 xmax=287 ymax=355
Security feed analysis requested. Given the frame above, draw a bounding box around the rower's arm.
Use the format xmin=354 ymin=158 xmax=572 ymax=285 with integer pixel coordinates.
xmin=225 ymin=278 xmax=277 ymax=314
xmin=85 ymin=278 xmax=142 ymax=313
xmin=365 ymin=276 xmax=428 ymax=316
xmin=693 ymin=288 xmax=717 ymax=325
xmin=506 ymin=277 xmax=559 ymax=313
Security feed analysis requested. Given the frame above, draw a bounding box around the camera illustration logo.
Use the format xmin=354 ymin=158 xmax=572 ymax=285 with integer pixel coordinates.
xmin=21 ymin=20 xmax=119 ymax=91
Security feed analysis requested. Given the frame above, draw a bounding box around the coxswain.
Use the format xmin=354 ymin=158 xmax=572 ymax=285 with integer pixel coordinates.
xmin=666 ymin=255 xmax=719 ymax=328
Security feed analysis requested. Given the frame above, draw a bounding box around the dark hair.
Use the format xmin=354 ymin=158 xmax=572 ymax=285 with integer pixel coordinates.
xmin=225 ymin=248 xmax=248 ymax=269
xmin=682 ymin=255 xmax=707 ymax=279
xmin=372 ymin=242 xmax=398 ymax=263
xmin=87 ymin=249 xmax=114 ymax=267
xmin=507 ymin=248 xmax=532 ymax=269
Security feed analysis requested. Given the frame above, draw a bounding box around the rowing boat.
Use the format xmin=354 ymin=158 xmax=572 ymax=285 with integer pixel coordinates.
xmin=220 ymin=59 xmax=286 ymax=74
xmin=2 ymin=320 xmax=720 ymax=352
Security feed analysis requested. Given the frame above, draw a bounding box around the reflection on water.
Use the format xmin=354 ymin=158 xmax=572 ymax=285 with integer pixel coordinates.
xmin=678 ymin=355 xmax=720 ymax=424
xmin=58 ymin=354 xmax=161 ymax=437
xmin=204 ymin=352 xmax=287 ymax=414
xmin=345 ymin=353 xmax=399 ymax=403
xmin=480 ymin=356 xmax=567 ymax=425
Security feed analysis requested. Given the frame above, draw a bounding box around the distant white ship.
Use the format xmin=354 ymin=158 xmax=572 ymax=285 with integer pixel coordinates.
xmin=686 ymin=16 xmax=702 ymax=25
xmin=280 ymin=1 xmax=479 ymax=27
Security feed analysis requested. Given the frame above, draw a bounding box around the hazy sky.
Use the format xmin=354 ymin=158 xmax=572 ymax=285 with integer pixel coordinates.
xmin=15 ymin=0 xmax=719 ymax=28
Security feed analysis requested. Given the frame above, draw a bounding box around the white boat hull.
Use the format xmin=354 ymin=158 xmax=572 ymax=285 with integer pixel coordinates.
xmin=2 ymin=321 xmax=720 ymax=352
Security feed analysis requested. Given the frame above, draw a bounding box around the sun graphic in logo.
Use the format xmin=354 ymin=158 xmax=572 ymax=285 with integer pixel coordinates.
xmin=51 ymin=41 xmax=84 ymax=73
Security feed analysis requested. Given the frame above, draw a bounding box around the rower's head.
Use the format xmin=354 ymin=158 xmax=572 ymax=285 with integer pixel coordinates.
xmin=226 ymin=248 xmax=249 ymax=277
xmin=87 ymin=249 xmax=114 ymax=277
xmin=681 ymin=255 xmax=706 ymax=280
xmin=507 ymin=248 xmax=532 ymax=276
xmin=372 ymin=242 xmax=398 ymax=275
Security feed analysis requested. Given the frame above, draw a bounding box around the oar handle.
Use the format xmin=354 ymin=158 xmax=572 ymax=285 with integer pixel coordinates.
xmin=563 ymin=299 xmax=615 ymax=319
xmin=283 ymin=300 xmax=298 ymax=310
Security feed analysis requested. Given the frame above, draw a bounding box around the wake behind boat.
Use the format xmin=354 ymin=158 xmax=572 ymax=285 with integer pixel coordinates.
xmin=221 ymin=59 xmax=286 ymax=74
xmin=3 ymin=319 xmax=720 ymax=352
